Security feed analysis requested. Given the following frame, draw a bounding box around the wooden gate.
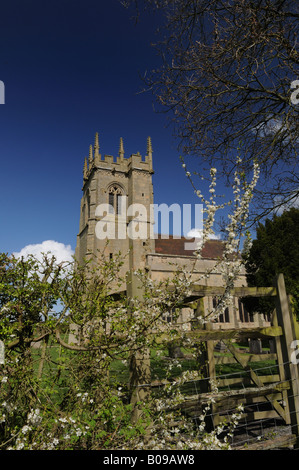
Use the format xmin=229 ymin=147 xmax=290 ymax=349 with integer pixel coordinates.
xmin=129 ymin=274 xmax=299 ymax=448
xmin=191 ymin=274 xmax=299 ymax=448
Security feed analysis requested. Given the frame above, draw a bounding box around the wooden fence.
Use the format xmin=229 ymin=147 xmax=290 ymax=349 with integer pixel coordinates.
xmin=129 ymin=273 xmax=299 ymax=449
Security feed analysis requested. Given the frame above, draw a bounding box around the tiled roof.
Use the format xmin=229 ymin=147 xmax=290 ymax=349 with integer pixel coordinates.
xmin=154 ymin=235 xmax=224 ymax=259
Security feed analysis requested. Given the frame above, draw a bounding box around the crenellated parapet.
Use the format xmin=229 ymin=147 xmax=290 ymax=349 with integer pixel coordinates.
xmin=83 ymin=132 xmax=153 ymax=184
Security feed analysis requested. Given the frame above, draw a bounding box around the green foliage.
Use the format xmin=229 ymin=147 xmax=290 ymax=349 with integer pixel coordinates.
xmin=243 ymin=208 xmax=299 ymax=318
xmin=0 ymin=249 xmax=252 ymax=450
xmin=0 ymin=251 xmax=201 ymax=450
xmin=0 ymin=253 xmax=65 ymax=352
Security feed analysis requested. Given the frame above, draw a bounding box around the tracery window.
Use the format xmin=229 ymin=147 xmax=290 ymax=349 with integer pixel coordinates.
xmin=108 ymin=185 xmax=123 ymax=215
xmin=213 ymin=297 xmax=230 ymax=323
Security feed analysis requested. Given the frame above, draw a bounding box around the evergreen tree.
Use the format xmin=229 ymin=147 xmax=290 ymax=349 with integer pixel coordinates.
xmin=244 ymin=208 xmax=299 ymax=317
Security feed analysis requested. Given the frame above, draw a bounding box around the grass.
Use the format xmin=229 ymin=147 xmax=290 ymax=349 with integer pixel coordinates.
xmin=31 ymin=338 xmax=279 ymax=404
xmin=31 ymin=336 xmax=79 ymax=405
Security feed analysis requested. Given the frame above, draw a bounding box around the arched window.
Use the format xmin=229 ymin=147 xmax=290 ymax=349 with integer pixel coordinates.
xmin=108 ymin=185 xmax=123 ymax=215
xmin=213 ymin=297 xmax=230 ymax=323
xmin=82 ymin=202 xmax=86 ymax=225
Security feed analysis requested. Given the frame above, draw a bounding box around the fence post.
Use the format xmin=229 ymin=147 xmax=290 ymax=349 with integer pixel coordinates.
xmin=129 ymin=346 xmax=151 ymax=423
xmin=196 ymin=298 xmax=216 ymax=391
xmin=127 ymin=270 xmax=151 ymax=424
xmin=274 ymin=273 xmax=299 ymax=448
xmin=196 ymin=302 xmax=217 ymax=430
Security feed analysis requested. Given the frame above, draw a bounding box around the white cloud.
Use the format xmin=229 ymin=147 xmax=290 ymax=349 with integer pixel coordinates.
xmin=13 ymin=240 xmax=74 ymax=264
xmin=187 ymin=228 xmax=221 ymax=240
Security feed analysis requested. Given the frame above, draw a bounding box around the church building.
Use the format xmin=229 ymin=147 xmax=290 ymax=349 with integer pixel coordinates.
xmin=75 ymin=133 xmax=270 ymax=331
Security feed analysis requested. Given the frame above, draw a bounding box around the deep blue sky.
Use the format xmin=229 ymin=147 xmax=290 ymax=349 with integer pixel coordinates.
xmin=0 ymin=0 xmax=225 ymax=257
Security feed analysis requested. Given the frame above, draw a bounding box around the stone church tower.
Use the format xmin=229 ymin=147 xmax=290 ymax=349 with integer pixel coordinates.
xmin=75 ymin=133 xmax=155 ymax=282
xmin=74 ymin=133 xmax=271 ymax=331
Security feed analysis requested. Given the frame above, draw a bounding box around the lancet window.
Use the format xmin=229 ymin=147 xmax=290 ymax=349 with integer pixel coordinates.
xmin=108 ymin=185 xmax=123 ymax=215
